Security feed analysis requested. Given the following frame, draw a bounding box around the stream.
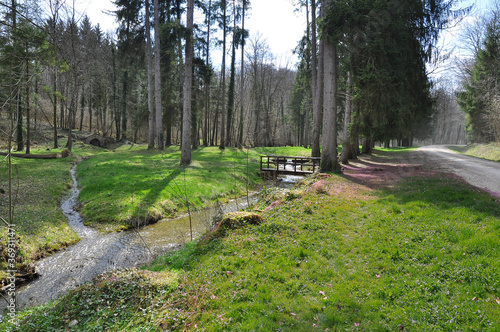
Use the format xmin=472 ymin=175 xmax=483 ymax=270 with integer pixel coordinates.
xmin=6 ymin=165 xmax=299 ymax=309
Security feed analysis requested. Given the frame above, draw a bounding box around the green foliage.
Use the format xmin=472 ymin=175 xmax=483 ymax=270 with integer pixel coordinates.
xmin=458 ymin=10 xmax=500 ymax=143
xmin=320 ymin=0 xmax=464 ymax=144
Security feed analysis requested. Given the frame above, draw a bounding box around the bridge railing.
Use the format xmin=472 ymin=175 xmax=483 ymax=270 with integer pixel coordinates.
xmin=260 ymin=155 xmax=321 ymax=177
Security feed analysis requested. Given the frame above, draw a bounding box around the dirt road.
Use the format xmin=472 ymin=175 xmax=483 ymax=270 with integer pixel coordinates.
xmin=415 ymin=145 xmax=500 ymax=197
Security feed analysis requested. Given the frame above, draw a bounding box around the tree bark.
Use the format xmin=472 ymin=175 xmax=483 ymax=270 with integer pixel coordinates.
xmin=303 ymin=0 xmax=311 ymax=149
xmin=121 ymin=70 xmax=128 ymax=141
xmin=25 ymin=56 xmax=31 ymax=154
xmin=181 ymin=0 xmax=194 ymax=164
xmin=219 ymin=0 xmax=227 ymax=150
xmin=340 ymin=72 xmax=352 ymax=164
xmin=146 ymin=0 xmax=155 ymax=149
xmin=154 ymin=0 xmax=163 ymax=149
xmin=311 ymin=1 xmax=322 ymax=157
xmin=237 ymin=1 xmax=246 ymax=148
xmin=320 ymin=35 xmax=340 ymax=173
xmin=203 ymin=0 xmax=212 ymax=146
xmin=226 ymin=0 xmax=237 ymax=147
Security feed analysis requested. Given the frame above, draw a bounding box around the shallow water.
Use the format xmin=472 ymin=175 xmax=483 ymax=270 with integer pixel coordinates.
xmin=5 ymin=166 xmax=282 ymax=309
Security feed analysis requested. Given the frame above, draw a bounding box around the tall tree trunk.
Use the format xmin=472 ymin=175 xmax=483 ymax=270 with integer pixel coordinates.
xmin=311 ymin=0 xmax=323 ymax=157
xmin=25 ymin=58 xmax=31 ymax=154
xmin=53 ymin=70 xmax=58 ymax=148
xmin=154 ymin=0 xmax=163 ymax=149
xmin=237 ymin=0 xmax=246 ymax=148
xmin=203 ymin=0 xmax=212 ymax=146
xmin=311 ymin=1 xmax=325 ymax=157
xmin=16 ymin=95 xmax=23 ymax=151
xmin=13 ymin=0 xmax=23 ymax=152
xmin=219 ymin=0 xmax=227 ymax=150
xmin=181 ymin=0 xmax=194 ymax=164
xmin=79 ymin=84 xmax=85 ymax=131
xmin=362 ymin=136 xmax=372 ymax=154
xmin=112 ymin=46 xmax=120 ymax=140
xmin=303 ymin=0 xmax=311 ymax=149
xmin=340 ymin=72 xmax=352 ymax=164
xmin=146 ymin=0 xmax=155 ymax=149
xmin=88 ymin=85 xmax=93 ymax=133
xmin=320 ymin=35 xmax=340 ymax=173
xmin=226 ymin=0 xmax=237 ymax=147
xmin=121 ymin=70 xmax=128 ymax=140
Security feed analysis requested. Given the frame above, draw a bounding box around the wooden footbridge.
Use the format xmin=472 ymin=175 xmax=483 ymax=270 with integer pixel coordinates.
xmin=260 ymin=155 xmax=321 ymax=177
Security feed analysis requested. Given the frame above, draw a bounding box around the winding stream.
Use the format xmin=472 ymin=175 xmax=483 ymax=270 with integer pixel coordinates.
xmin=11 ymin=165 xmax=263 ymax=309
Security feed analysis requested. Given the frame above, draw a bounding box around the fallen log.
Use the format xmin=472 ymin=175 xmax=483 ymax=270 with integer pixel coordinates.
xmin=0 ymin=149 xmax=70 ymax=159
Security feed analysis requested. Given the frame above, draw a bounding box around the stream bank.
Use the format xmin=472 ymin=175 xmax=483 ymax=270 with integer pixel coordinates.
xmin=3 ymin=165 xmax=295 ymax=309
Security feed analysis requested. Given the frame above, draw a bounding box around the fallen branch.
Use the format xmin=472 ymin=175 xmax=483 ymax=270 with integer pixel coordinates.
xmin=0 ymin=149 xmax=70 ymax=159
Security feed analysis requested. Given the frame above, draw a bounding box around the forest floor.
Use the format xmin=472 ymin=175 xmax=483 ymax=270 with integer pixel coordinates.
xmin=3 ymin=147 xmax=499 ymax=331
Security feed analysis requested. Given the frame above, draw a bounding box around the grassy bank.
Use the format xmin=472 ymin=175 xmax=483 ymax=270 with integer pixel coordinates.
xmin=7 ymin=149 xmax=500 ymax=331
xmin=0 ymin=142 xmax=109 ymax=280
xmin=0 ymin=144 xmax=282 ymax=279
xmin=0 ymin=152 xmax=78 ymax=281
xmin=76 ymin=145 xmax=263 ymax=232
xmin=450 ymin=143 xmax=500 ymax=162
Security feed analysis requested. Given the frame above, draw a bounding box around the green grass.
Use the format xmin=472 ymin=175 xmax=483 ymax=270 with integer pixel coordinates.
xmin=0 ymin=144 xmax=309 ymax=278
xmin=375 ymin=146 xmax=419 ymax=153
xmin=254 ymin=146 xmax=314 ymax=156
xmin=0 ymin=153 xmax=78 ymax=280
xmin=7 ymin=153 xmax=500 ymax=331
xmin=450 ymin=143 xmax=500 ymax=162
xmin=76 ymin=145 xmax=265 ymax=231
xmin=0 ymin=142 xmax=118 ymax=280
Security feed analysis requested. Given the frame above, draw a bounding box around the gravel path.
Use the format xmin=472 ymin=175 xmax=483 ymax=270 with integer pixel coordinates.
xmin=414 ymin=145 xmax=500 ymax=197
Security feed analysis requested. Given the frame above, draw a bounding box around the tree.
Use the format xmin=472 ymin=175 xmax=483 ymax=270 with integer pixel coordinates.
xmin=236 ymin=0 xmax=249 ymax=148
xmin=310 ymin=0 xmax=321 ymax=157
xmin=320 ymin=31 xmax=340 ymax=172
xmin=458 ymin=5 xmax=500 ymax=142
xmin=146 ymin=0 xmax=154 ymax=149
xmin=114 ymin=0 xmax=144 ymax=141
xmin=219 ymin=0 xmax=228 ymax=150
xmin=154 ymin=0 xmax=163 ymax=149
xmin=181 ymin=0 xmax=194 ymax=164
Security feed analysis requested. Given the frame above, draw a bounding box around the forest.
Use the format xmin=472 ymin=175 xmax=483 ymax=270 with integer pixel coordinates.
xmin=3 ymin=1 xmax=500 ymax=330
xmin=0 ymin=0 xmax=476 ymax=170
xmin=457 ymin=2 xmax=500 ymax=143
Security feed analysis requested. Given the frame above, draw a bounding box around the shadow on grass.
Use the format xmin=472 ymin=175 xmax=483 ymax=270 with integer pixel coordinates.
xmin=382 ymin=175 xmax=500 ymax=218
xmin=341 ymin=153 xmax=500 ymax=219
xmin=132 ymin=167 xmax=183 ymax=226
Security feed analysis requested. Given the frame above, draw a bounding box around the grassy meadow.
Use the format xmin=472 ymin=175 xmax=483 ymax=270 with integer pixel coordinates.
xmin=4 ymin=148 xmax=500 ymax=331
xmin=76 ymin=145 xmax=263 ymax=232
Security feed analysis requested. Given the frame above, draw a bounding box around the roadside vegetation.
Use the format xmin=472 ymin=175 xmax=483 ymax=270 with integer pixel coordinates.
xmin=450 ymin=143 xmax=500 ymax=162
xmin=4 ymin=149 xmax=499 ymax=331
